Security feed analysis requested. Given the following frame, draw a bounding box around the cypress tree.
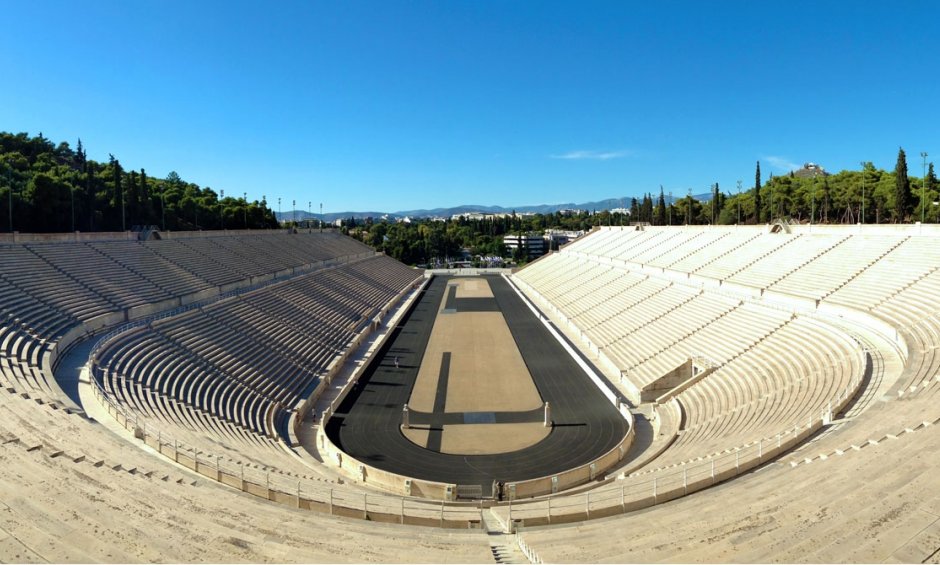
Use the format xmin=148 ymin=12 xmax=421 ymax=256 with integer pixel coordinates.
xmin=75 ymin=138 xmax=86 ymax=171
xmin=754 ymin=161 xmax=762 ymax=223
xmin=657 ymin=186 xmax=666 ymax=226
xmin=109 ymin=154 xmax=124 ymax=231
xmin=126 ymin=170 xmax=140 ymax=226
xmin=895 ymin=147 xmax=911 ymax=223
xmin=711 ymin=182 xmax=720 ymax=224
xmin=928 ymin=162 xmax=937 ymax=196
xmin=928 ymin=163 xmax=937 ymax=222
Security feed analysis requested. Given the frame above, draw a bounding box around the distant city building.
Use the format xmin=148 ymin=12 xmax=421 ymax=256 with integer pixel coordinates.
xmin=503 ymin=233 xmax=547 ymax=258
xmin=793 ymin=162 xmax=830 ymax=179
xmin=544 ymin=229 xmax=584 ymax=248
xmin=451 ymin=211 xmax=537 ymax=221
xmin=609 ymin=207 xmax=631 ymax=215
xmin=558 ymin=208 xmax=585 ymax=216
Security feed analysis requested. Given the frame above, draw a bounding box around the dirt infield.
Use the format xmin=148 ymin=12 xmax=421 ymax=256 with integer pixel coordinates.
xmin=404 ymin=278 xmax=548 ymax=454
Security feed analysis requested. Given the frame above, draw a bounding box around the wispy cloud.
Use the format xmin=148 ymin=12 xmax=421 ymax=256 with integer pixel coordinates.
xmin=763 ymin=155 xmax=800 ymax=172
xmin=551 ymin=149 xmax=633 ymax=161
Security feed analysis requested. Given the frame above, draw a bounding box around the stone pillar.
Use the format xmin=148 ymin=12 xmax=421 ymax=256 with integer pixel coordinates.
xmin=543 ymin=401 xmax=552 ymax=427
xmin=402 ymin=403 xmax=410 ymax=429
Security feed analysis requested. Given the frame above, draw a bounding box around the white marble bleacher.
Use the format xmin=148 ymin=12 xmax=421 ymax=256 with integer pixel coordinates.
xmin=210 ymin=235 xmax=298 ymax=274
xmin=866 ymin=268 xmax=940 ymax=392
xmin=90 ymin=240 xmax=212 ymax=297
xmin=768 ymin=235 xmax=904 ymax=301
xmin=609 ymin=294 xmax=740 ymax=388
xmin=630 ymin=301 xmax=790 ymax=391
xmin=643 ymin=230 xmax=730 ymax=269
xmin=177 ymin=237 xmax=271 ymax=279
xmin=605 ymin=229 xmax=681 ymax=263
xmin=0 ymin=245 xmax=115 ymax=322
xmin=0 ymin=384 xmax=490 ymax=563
xmin=0 ymin=246 xmax=114 ymax=397
xmin=517 ymin=254 xmax=614 ymax=310
xmin=1 ymin=232 xmax=420 ymax=500
xmin=725 ymin=233 xmax=847 ymax=290
xmin=666 ymin=230 xmax=761 ymax=272
xmin=28 ymin=243 xmax=174 ymax=309
xmin=514 ymin=227 xmax=868 ymax=477
xmin=586 ymin=280 xmax=689 ymax=347
xmin=824 ymin=235 xmax=940 ymax=311
xmin=143 ymin=238 xmax=247 ymax=288
xmin=647 ymin=316 xmax=860 ymax=469
xmin=91 ymin=255 xmax=421 ymax=456
xmin=692 ymin=232 xmax=801 ymax=281
xmin=563 ymin=227 xmax=634 ymax=256
xmin=567 ymin=269 xmax=646 ymax=318
xmin=623 ymin=229 xmax=710 ymax=265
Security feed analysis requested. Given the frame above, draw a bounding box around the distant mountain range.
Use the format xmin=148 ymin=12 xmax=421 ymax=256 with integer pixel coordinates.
xmin=276 ymin=193 xmax=713 ymax=223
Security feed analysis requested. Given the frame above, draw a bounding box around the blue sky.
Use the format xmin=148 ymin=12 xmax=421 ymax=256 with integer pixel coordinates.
xmin=2 ymin=1 xmax=938 ymax=213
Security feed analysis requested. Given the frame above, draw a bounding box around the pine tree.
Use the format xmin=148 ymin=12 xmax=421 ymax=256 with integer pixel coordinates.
xmin=895 ymin=147 xmax=911 ymax=223
xmin=754 ymin=161 xmax=762 ymax=223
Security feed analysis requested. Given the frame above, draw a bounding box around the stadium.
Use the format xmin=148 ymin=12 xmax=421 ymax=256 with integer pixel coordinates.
xmin=1 ymin=222 xmax=938 ymax=563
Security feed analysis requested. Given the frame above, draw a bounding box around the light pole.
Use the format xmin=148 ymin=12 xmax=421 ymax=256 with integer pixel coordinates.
xmin=292 ymin=199 xmax=296 ymax=226
xmin=220 ymin=189 xmax=224 ymax=230
xmin=308 ymin=201 xmax=312 ymax=229
xmin=278 ymin=197 xmax=281 ymax=226
xmin=243 ymin=192 xmax=248 ymax=229
xmin=319 ymin=202 xmax=323 ymax=233
xmin=860 ymin=161 xmax=866 ymax=224
xmin=668 ymin=191 xmax=672 ymax=226
xmin=686 ymin=188 xmax=692 ymax=225
xmin=921 ymin=152 xmax=928 ymax=223
xmin=736 ymin=180 xmax=742 ymax=224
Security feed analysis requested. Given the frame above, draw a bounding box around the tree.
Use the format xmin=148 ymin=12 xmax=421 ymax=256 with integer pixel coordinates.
xmin=895 ymin=147 xmax=911 ymax=223
xmin=109 ymin=154 xmax=124 ymax=231
xmin=753 ymin=161 xmax=762 ymax=223
xmin=927 ymin=162 xmax=938 ymax=222
xmin=711 ymin=183 xmax=720 ymax=224
xmin=657 ymin=187 xmax=666 ymax=226
xmin=75 ymin=138 xmax=86 ymax=171
xmin=641 ymin=193 xmax=653 ymax=223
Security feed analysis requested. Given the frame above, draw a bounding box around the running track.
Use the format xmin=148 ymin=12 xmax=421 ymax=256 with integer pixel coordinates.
xmin=324 ymin=275 xmax=627 ymax=496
